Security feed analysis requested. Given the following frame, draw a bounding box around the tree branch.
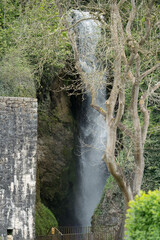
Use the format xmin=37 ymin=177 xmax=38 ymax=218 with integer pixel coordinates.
xmin=118 ymin=122 xmax=134 ymax=141
xmin=139 ymin=81 xmax=160 ymax=144
xmin=139 ymin=96 xmax=150 ymax=145
xmin=140 ymin=62 xmax=160 ymax=81
xmin=91 ymin=104 xmax=106 ymax=117
xmin=90 ymin=87 xmax=106 ymax=117
xmin=114 ymin=89 xmax=125 ymax=126
xmin=64 ymin=16 xmax=98 ymax=32
xmin=131 ymin=54 xmax=140 ymax=115
xmin=47 ymin=16 xmax=98 ymax=37
xmin=103 ymin=154 xmax=133 ymax=203
xmin=139 ymin=0 xmax=155 ymax=46
xmin=126 ymin=0 xmax=136 ymax=39
xmin=118 ymin=0 xmax=128 ymax=7
xmin=122 ymin=50 xmax=135 ymax=83
xmin=107 ymin=2 xmax=122 ymax=123
xmin=148 ymin=81 xmax=160 ymax=96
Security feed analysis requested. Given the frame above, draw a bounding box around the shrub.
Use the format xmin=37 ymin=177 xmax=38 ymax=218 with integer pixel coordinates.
xmin=0 ymin=48 xmax=36 ymax=98
xmin=125 ymin=189 xmax=160 ymax=240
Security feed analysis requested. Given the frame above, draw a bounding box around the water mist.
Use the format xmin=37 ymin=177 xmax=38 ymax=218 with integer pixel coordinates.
xmin=70 ymin=10 xmax=108 ymax=227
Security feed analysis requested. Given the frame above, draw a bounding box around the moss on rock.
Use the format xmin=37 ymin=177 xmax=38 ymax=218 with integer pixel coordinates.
xmin=35 ymin=202 xmax=58 ymax=236
xmin=92 ymin=176 xmax=124 ymax=233
xmin=37 ymin=85 xmax=76 ymax=224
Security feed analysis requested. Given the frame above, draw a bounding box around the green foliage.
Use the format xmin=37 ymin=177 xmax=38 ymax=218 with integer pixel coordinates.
xmin=0 ymin=0 xmax=72 ymax=98
xmin=0 ymin=48 xmax=36 ymax=97
xmin=142 ymin=108 xmax=160 ymax=191
xmin=125 ymin=189 xmax=160 ymax=240
xmin=35 ymin=202 xmax=58 ymax=236
xmin=94 ymin=176 xmax=114 ymax=217
xmin=38 ymin=105 xmax=59 ymax=135
xmin=94 ymin=175 xmax=123 ymax=217
xmin=0 ymin=0 xmax=21 ymax=58
xmin=11 ymin=0 xmax=71 ymax=82
xmin=14 ymin=0 xmax=71 ymax=70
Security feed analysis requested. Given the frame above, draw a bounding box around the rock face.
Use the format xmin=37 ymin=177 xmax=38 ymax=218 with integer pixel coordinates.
xmin=37 ymin=83 xmax=75 ymax=224
xmin=91 ymin=176 xmax=124 ymax=233
xmin=0 ymin=97 xmax=37 ymax=240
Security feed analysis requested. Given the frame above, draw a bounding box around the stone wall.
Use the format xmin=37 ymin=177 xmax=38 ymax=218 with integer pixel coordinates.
xmin=0 ymin=97 xmax=37 ymax=240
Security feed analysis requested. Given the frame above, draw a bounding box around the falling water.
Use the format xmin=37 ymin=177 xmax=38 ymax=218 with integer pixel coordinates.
xmin=69 ymin=10 xmax=108 ymax=227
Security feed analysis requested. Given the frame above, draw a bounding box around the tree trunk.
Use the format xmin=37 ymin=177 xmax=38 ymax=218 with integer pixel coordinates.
xmin=115 ymin=216 xmax=125 ymax=240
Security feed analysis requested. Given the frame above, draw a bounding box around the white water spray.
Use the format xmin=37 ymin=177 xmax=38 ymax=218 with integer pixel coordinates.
xmin=70 ymin=10 xmax=108 ymax=226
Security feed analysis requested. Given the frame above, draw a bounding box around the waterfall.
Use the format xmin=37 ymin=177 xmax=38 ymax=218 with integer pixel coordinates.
xmin=69 ymin=10 xmax=108 ymax=226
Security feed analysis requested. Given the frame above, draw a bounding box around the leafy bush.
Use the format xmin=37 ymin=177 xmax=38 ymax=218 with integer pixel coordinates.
xmin=125 ymin=189 xmax=160 ymax=240
xmin=0 ymin=48 xmax=36 ymax=97
xmin=35 ymin=202 xmax=58 ymax=236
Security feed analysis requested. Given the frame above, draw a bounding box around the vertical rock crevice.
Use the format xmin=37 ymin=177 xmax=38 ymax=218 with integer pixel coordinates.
xmin=37 ymin=77 xmax=76 ymax=225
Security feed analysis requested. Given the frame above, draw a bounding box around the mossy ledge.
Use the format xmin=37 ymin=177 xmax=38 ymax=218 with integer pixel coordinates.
xmin=35 ymin=202 xmax=58 ymax=236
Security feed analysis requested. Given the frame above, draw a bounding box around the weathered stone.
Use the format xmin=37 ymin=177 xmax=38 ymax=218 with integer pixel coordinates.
xmin=0 ymin=97 xmax=37 ymax=240
xmin=37 ymin=86 xmax=76 ymax=224
xmin=91 ymin=176 xmax=124 ymax=234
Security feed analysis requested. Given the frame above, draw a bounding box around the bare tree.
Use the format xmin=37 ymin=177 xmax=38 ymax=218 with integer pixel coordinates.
xmin=58 ymin=0 xmax=160 ymax=238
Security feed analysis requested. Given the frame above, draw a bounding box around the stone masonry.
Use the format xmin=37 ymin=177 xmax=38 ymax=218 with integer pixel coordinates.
xmin=0 ymin=97 xmax=37 ymax=240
